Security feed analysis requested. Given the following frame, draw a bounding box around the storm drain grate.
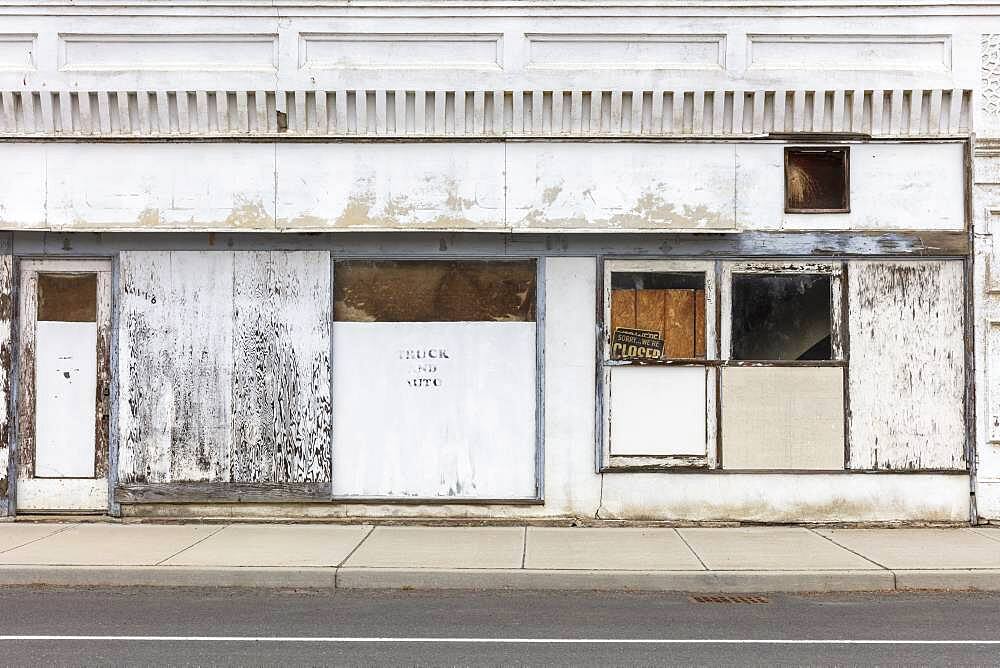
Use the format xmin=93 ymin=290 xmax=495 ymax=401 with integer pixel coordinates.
xmin=689 ymin=595 xmax=770 ymax=604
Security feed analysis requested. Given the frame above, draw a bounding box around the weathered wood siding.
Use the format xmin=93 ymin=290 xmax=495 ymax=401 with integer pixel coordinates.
xmin=118 ymin=251 xmax=332 ymax=485
xmin=847 ymin=260 xmax=966 ymax=470
xmin=0 ymin=253 xmax=10 ymax=509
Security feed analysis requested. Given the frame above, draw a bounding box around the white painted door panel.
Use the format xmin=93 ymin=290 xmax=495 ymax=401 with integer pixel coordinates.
xmin=608 ymin=365 xmax=706 ymax=456
xmin=34 ymin=321 xmax=98 ymax=478
xmin=332 ymin=321 xmax=536 ymax=498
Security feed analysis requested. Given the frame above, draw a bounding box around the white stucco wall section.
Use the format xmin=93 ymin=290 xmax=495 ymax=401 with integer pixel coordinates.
xmin=0 ymin=141 xmax=966 ymax=233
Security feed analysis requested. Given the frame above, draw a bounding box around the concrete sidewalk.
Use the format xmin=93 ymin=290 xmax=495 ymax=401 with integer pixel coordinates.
xmin=1 ymin=523 xmax=999 ymax=592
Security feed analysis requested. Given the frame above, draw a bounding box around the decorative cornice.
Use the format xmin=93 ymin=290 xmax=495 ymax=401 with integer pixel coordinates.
xmin=0 ymin=87 xmax=971 ymax=139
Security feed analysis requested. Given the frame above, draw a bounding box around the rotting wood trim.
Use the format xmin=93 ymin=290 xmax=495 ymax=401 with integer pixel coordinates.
xmin=116 ymin=482 xmax=331 ymax=503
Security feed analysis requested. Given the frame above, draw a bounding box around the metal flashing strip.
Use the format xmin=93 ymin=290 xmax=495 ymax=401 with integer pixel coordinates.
xmin=0 ymin=88 xmax=972 ymax=139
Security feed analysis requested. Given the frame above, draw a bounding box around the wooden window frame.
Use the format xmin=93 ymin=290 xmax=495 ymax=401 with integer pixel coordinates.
xmin=598 ymin=259 xmax=718 ymax=472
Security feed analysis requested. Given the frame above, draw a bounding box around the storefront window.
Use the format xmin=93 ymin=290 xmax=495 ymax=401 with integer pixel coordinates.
xmin=331 ymin=260 xmax=539 ymax=500
xmin=609 ymin=272 xmax=706 ymax=360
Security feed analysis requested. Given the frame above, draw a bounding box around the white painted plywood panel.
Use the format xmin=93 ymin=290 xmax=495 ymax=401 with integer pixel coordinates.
xmin=276 ymin=143 xmax=505 ymax=231
xmin=15 ymin=478 xmax=108 ymax=511
xmin=848 ymin=260 xmax=966 ymax=470
xmin=506 ymin=143 xmax=736 ymax=231
xmin=721 ymin=366 xmax=844 ymax=470
xmin=608 ymin=366 xmax=706 ymax=456
xmin=331 ymin=321 xmax=536 ymax=499
xmin=34 ymin=321 xmax=97 ymax=478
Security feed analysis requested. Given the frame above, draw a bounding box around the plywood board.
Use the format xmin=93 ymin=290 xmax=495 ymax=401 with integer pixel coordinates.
xmin=168 ymin=252 xmax=234 ymax=482
xmin=331 ymin=321 xmax=536 ymax=498
xmin=608 ymin=365 xmax=707 ymax=456
xmin=119 ymin=251 xmax=174 ymax=484
xmin=848 ymin=260 xmax=966 ymax=470
xmin=34 ymin=321 xmax=97 ymax=478
xmin=721 ymin=366 xmax=844 ymax=470
xmin=120 ymin=250 xmax=333 ymax=486
xmin=271 ymin=251 xmax=331 ymax=483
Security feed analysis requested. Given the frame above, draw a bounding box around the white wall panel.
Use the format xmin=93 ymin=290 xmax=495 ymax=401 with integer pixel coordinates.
xmin=331 ymin=321 xmax=536 ymax=499
xmin=59 ymin=34 xmax=278 ymax=72
xmin=507 ymin=143 xmax=737 ymax=232
xmin=44 ymin=143 xmax=276 ymax=230
xmin=736 ymin=142 xmax=966 ymax=231
xmin=275 ymin=143 xmax=505 ymax=231
xmin=526 ymin=34 xmax=725 ymax=70
xmin=299 ymin=33 xmax=502 ymax=70
xmin=748 ymin=34 xmax=951 ymax=73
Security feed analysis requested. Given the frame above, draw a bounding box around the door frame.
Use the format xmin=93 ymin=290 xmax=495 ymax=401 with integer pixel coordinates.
xmin=13 ymin=258 xmax=112 ymax=513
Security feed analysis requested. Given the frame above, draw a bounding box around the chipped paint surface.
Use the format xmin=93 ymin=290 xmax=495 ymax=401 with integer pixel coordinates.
xmin=0 ymin=254 xmax=10 ymax=506
xmin=118 ymin=250 xmax=332 ymax=485
xmin=848 ymin=260 xmax=966 ymax=471
xmin=0 ymin=141 xmax=968 ymax=234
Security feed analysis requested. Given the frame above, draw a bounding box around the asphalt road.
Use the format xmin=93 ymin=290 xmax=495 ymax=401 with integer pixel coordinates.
xmin=1 ymin=586 xmax=998 ymax=666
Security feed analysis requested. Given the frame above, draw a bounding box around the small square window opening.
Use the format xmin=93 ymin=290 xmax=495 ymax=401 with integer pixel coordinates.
xmin=784 ymin=147 xmax=849 ymax=213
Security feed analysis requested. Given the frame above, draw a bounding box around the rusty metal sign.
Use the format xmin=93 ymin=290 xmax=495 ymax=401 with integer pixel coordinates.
xmin=611 ymin=327 xmax=664 ymax=360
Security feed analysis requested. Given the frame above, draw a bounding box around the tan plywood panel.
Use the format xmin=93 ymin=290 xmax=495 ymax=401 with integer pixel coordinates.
xmin=721 ymin=366 xmax=844 ymax=470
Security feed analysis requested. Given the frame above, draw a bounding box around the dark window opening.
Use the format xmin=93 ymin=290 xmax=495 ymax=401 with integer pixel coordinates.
xmin=785 ymin=147 xmax=849 ymax=213
xmin=730 ymin=273 xmax=832 ymax=361
xmin=609 ymin=272 xmax=706 ymax=360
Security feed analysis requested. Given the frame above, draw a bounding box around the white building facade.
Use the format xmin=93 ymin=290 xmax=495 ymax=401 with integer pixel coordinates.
xmin=0 ymin=0 xmax=995 ymax=523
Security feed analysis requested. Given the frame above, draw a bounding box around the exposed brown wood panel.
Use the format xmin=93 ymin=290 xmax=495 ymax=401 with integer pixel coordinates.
xmin=609 ymin=289 xmax=636 ymax=337
xmin=37 ymin=274 xmax=97 ymax=322
xmin=635 ymin=289 xmax=665 ymax=339
xmin=694 ymin=289 xmax=706 ymax=358
xmin=663 ymin=289 xmax=695 ymax=358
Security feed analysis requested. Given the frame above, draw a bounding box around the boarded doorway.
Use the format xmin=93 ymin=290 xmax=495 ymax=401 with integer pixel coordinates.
xmin=15 ymin=259 xmax=111 ymax=512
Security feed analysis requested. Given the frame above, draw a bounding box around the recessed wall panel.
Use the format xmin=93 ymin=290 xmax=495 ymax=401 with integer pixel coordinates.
xmin=527 ymin=33 xmax=724 ymax=69
xmin=299 ymin=33 xmax=502 ymax=69
xmin=59 ymin=33 xmax=278 ymax=72
xmin=748 ymin=34 xmax=951 ymax=72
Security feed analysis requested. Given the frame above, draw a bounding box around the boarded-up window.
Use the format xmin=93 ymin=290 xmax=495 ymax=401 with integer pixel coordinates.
xmin=334 ymin=260 xmax=536 ymax=322
xmin=609 ymin=272 xmax=706 ymax=360
xmin=730 ymin=274 xmax=832 ymax=361
xmin=332 ymin=259 xmax=538 ymax=499
xmin=38 ymin=274 xmax=97 ymax=323
xmin=785 ymin=147 xmax=849 ymax=213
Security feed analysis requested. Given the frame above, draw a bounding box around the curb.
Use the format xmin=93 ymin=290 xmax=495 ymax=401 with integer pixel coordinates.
xmin=335 ymin=568 xmax=895 ymax=592
xmin=0 ymin=566 xmax=997 ymax=592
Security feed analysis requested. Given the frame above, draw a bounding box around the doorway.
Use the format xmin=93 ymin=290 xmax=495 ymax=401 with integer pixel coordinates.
xmin=15 ymin=259 xmax=111 ymax=512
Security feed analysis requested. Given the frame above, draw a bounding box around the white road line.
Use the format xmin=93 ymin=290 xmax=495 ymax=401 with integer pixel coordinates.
xmin=0 ymin=637 xmax=998 ymax=644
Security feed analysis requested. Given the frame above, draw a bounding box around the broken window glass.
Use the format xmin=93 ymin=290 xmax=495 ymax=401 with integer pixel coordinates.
xmin=609 ymin=272 xmax=706 ymax=360
xmin=333 ymin=260 xmax=536 ymax=322
xmin=785 ymin=147 xmax=849 ymax=213
xmin=730 ymin=273 xmax=832 ymax=361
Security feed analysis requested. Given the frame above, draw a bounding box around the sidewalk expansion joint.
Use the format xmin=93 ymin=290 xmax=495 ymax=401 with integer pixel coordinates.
xmin=806 ymin=528 xmax=894 ymax=574
xmin=334 ymin=524 xmax=376 ymax=588
xmin=0 ymin=523 xmax=78 ymax=555
xmin=154 ymin=524 xmax=230 ymax=566
xmin=674 ymin=529 xmax=710 ymax=571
